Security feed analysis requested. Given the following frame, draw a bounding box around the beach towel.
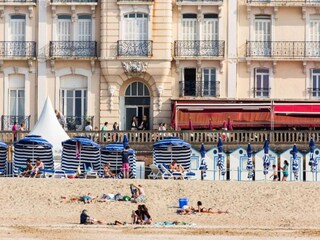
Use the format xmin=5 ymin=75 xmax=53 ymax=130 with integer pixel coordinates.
xmin=154 ymin=221 xmax=194 ymax=226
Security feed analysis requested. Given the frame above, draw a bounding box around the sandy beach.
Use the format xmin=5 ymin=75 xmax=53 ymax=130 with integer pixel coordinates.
xmin=1 ymin=178 xmax=320 ymax=239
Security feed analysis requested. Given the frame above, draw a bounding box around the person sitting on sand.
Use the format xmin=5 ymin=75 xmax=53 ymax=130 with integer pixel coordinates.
xmin=31 ymin=158 xmax=44 ymax=178
xmin=22 ymin=159 xmax=34 ymax=177
xmin=132 ymin=204 xmax=152 ymax=225
xmin=169 ymin=160 xmax=184 ymax=174
xmin=103 ymin=163 xmax=116 ymax=178
xmin=80 ymin=209 xmax=103 ymax=225
xmin=130 ymin=183 xmax=146 ymax=203
xmin=269 ymin=164 xmax=278 ymax=181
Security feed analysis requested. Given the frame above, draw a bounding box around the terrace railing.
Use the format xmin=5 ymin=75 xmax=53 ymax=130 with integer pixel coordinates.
xmin=1 ymin=115 xmax=31 ymax=131
xmin=117 ymin=40 xmax=153 ymax=57
xmin=174 ymin=40 xmax=225 ymax=57
xmin=49 ymin=41 xmax=97 ymax=58
xmin=179 ymin=80 xmax=220 ymax=97
xmin=0 ymin=41 xmax=36 ymax=58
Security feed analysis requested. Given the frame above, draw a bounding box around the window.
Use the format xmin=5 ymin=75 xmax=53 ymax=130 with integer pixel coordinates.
xmin=254 ymin=15 xmax=271 ymax=56
xmin=57 ymin=15 xmax=72 ymax=41
xmin=182 ymin=14 xmax=197 ymax=41
xmin=203 ymin=14 xmax=218 ymax=41
xmin=308 ymin=15 xmax=320 ymax=57
xmin=183 ymin=68 xmax=197 ymax=96
xmin=9 ymin=75 xmax=25 ymax=121
xmin=203 ymin=68 xmax=217 ymax=97
xmin=254 ymin=68 xmax=270 ymax=98
xmin=60 ymin=75 xmax=87 ymax=117
xmin=123 ymin=13 xmax=148 ymax=40
xmin=78 ymin=15 xmax=92 ymax=41
xmin=311 ymin=69 xmax=320 ymax=97
xmin=10 ymin=15 xmax=26 ymax=41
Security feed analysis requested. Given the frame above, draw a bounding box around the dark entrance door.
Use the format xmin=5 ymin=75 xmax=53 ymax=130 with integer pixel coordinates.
xmin=184 ymin=68 xmax=196 ymax=96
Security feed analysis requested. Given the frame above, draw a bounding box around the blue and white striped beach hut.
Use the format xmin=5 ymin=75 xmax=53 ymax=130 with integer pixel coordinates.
xmin=153 ymin=137 xmax=192 ymax=170
xmin=101 ymin=143 xmax=136 ymax=178
xmin=13 ymin=135 xmax=54 ymax=170
xmin=0 ymin=140 xmax=8 ymax=174
xmin=61 ymin=137 xmax=100 ymax=172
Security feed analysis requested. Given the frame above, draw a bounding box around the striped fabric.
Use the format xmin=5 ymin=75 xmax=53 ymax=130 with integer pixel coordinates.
xmin=101 ymin=143 xmax=136 ymax=179
xmin=153 ymin=138 xmax=192 ymax=170
xmin=13 ymin=135 xmax=54 ymax=170
xmin=61 ymin=137 xmax=100 ymax=172
xmin=0 ymin=141 xmax=8 ymax=174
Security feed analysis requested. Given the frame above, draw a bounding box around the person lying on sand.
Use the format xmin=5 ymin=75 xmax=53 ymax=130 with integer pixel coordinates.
xmin=81 ymin=193 xmax=96 ymax=204
xmin=130 ymin=184 xmax=146 ymax=203
xmin=132 ymin=204 xmax=152 ymax=225
xmin=195 ymin=201 xmax=229 ymax=214
xmin=80 ymin=209 xmax=103 ymax=224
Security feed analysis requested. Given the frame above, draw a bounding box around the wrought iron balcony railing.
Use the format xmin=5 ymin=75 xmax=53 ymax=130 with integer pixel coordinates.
xmin=174 ymin=40 xmax=225 ymax=57
xmin=308 ymin=88 xmax=320 ymax=97
xmin=117 ymin=40 xmax=153 ymax=57
xmin=117 ymin=0 xmax=154 ymax=2
xmin=253 ymin=88 xmax=271 ymax=98
xmin=65 ymin=116 xmax=94 ymax=131
xmin=49 ymin=41 xmax=97 ymax=58
xmin=1 ymin=115 xmax=31 ymax=131
xmin=51 ymin=0 xmax=97 ymax=2
xmin=0 ymin=0 xmax=36 ymax=3
xmin=179 ymin=80 xmax=220 ymax=97
xmin=247 ymin=0 xmax=320 ymax=4
xmin=247 ymin=41 xmax=320 ymax=58
xmin=177 ymin=0 xmax=223 ymax=3
xmin=0 ymin=41 xmax=36 ymax=58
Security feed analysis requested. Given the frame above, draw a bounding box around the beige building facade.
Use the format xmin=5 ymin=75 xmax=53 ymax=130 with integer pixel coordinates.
xmin=1 ymin=0 xmax=320 ymax=132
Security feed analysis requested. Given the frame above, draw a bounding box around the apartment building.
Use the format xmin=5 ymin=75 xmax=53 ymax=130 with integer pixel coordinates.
xmin=1 ymin=0 xmax=320 ymax=131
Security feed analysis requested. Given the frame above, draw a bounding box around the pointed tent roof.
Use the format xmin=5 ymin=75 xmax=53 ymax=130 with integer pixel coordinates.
xmin=29 ymin=97 xmax=70 ymax=156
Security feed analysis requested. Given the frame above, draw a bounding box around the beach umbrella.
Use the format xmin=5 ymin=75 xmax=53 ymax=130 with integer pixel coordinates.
xmin=208 ymin=119 xmax=213 ymax=130
xmin=217 ymin=137 xmax=226 ymax=176
xmin=246 ymin=143 xmax=254 ymax=179
xmin=292 ymin=144 xmax=299 ymax=181
xmin=123 ymin=134 xmax=129 ymax=148
xmin=189 ymin=118 xmax=194 ymax=130
xmin=227 ymin=117 xmax=233 ymax=131
xmin=309 ymin=138 xmax=317 ymax=173
xmin=263 ymin=139 xmax=270 ymax=176
xmin=199 ymin=143 xmax=207 ymax=180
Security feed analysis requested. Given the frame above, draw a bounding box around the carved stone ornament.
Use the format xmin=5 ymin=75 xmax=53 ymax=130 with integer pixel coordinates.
xmin=121 ymin=61 xmax=148 ymax=77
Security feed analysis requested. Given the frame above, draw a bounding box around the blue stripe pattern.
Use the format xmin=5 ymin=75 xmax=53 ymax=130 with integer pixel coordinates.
xmin=0 ymin=141 xmax=8 ymax=174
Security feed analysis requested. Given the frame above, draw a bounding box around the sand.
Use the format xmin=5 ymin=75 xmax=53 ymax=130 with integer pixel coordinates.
xmin=1 ymin=178 xmax=320 ymax=239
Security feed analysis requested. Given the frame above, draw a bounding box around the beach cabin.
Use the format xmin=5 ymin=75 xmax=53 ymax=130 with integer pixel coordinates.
xmin=279 ymin=147 xmax=304 ymax=181
xmin=255 ymin=148 xmax=278 ymax=181
xmin=229 ymin=147 xmax=253 ymax=181
xmin=305 ymin=147 xmax=320 ymax=181
xmin=13 ymin=135 xmax=54 ymax=170
xmin=153 ymin=138 xmax=192 ymax=171
xmin=205 ymin=146 xmax=228 ymax=181
xmin=101 ymin=143 xmax=136 ymax=179
xmin=61 ymin=137 xmax=100 ymax=172
xmin=0 ymin=140 xmax=8 ymax=175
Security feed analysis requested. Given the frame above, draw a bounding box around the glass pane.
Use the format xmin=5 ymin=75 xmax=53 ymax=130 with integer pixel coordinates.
xmin=132 ymin=82 xmax=137 ymax=96
xmin=67 ymin=96 xmax=73 ymax=116
xmin=84 ymin=91 xmax=87 ymax=116
xmin=75 ymin=98 xmax=82 ymax=117
xmin=75 ymin=90 xmax=82 ymax=98
xmin=67 ymin=91 xmax=73 ymax=98
xmin=144 ymin=86 xmax=150 ymax=96
xmin=138 ymin=82 xmax=143 ymax=96
xmin=125 ymin=86 xmax=130 ymax=96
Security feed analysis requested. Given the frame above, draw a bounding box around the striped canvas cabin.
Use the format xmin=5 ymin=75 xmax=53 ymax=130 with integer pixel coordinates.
xmin=153 ymin=137 xmax=192 ymax=170
xmin=0 ymin=141 xmax=8 ymax=174
xmin=13 ymin=135 xmax=54 ymax=170
xmin=61 ymin=137 xmax=100 ymax=172
xmin=101 ymin=143 xmax=136 ymax=179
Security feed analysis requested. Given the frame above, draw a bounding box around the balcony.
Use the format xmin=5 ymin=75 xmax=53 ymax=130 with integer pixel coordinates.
xmin=246 ymin=41 xmax=320 ymax=59
xmin=176 ymin=0 xmax=223 ymax=5
xmin=0 ymin=41 xmax=36 ymax=59
xmin=117 ymin=40 xmax=153 ymax=57
xmin=49 ymin=41 xmax=97 ymax=59
xmin=246 ymin=0 xmax=320 ymax=6
xmin=1 ymin=115 xmax=31 ymax=131
xmin=253 ymin=88 xmax=271 ymax=98
xmin=179 ymin=81 xmax=220 ymax=97
xmin=50 ymin=0 xmax=97 ymax=4
xmin=174 ymin=40 xmax=225 ymax=59
xmin=0 ymin=0 xmax=36 ymax=5
xmin=117 ymin=0 xmax=154 ymax=4
xmin=308 ymin=88 xmax=320 ymax=98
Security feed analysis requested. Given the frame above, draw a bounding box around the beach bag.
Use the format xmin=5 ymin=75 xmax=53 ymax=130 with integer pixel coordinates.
xmin=122 ymin=196 xmax=131 ymax=201
xmin=114 ymin=193 xmax=122 ymax=201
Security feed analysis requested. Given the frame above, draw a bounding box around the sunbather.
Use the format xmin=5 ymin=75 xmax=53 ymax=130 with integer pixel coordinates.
xmin=169 ymin=160 xmax=184 ymax=173
xmin=196 ymin=201 xmax=229 ymax=214
xmin=81 ymin=193 xmax=95 ymax=204
xmin=103 ymin=163 xmax=116 ymax=178
xmin=22 ymin=159 xmax=34 ymax=177
xmin=132 ymin=204 xmax=152 ymax=225
xmin=31 ymin=158 xmax=44 ymax=178
xmin=130 ymin=183 xmax=146 ymax=203
xmin=80 ymin=209 xmax=103 ymax=224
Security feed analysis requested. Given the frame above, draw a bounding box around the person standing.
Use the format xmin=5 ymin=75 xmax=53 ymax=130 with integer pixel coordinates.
xmin=19 ymin=122 xmax=26 ymax=139
xmin=122 ymin=145 xmax=133 ymax=179
xmin=112 ymin=122 xmax=119 ymax=142
xmin=12 ymin=122 xmax=18 ymax=142
xmin=85 ymin=122 xmax=93 ymax=139
xmin=280 ymin=160 xmax=289 ymax=181
xmin=101 ymin=122 xmax=108 ymax=142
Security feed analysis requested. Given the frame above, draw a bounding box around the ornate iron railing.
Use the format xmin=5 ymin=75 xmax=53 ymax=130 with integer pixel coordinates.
xmin=0 ymin=0 xmax=36 ymax=2
xmin=0 ymin=41 xmax=36 ymax=58
xmin=174 ymin=40 xmax=225 ymax=57
xmin=65 ymin=116 xmax=94 ymax=131
xmin=51 ymin=0 xmax=96 ymax=2
xmin=117 ymin=40 xmax=153 ymax=57
xmin=49 ymin=41 xmax=97 ymax=58
xmin=179 ymin=80 xmax=220 ymax=97
xmin=247 ymin=0 xmax=320 ymax=4
xmin=247 ymin=41 xmax=320 ymax=58
xmin=1 ymin=115 xmax=31 ymax=131
xmin=308 ymin=88 xmax=320 ymax=97
xmin=117 ymin=0 xmax=153 ymax=2
xmin=177 ymin=0 xmax=223 ymax=2
xmin=253 ymin=88 xmax=271 ymax=98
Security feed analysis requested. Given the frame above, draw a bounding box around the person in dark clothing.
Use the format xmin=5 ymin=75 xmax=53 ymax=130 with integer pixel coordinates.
xmin=80 ymin=209 xmax=103 ymax=224
xmin=132 ymin=204 xmax=152 ymax=225
xmin=122 ymin=145 xmax=133 ymax=179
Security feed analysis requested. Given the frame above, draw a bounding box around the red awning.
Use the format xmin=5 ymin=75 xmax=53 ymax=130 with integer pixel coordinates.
xmin=274 ymin=104 xmax=320 ymax=115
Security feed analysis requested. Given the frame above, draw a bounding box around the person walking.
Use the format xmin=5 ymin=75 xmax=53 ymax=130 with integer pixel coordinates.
xmin=12 ymin=122 xmax=18 ymax=142
xmin=122 ymin=145 xmax=133 ymax=179
xmin=280 ymin=160 xmax=289 ymax=181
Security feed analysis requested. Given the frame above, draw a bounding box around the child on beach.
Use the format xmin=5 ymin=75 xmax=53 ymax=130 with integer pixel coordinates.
xmin=280 ymin=160 xmax=289 ymax=181
xmin=269 ymin=164 xmax=278 ymax=181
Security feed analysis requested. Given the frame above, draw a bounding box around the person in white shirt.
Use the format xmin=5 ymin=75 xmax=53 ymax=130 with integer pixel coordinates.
xmin=85 ymin=122 xmax=93 ymax=139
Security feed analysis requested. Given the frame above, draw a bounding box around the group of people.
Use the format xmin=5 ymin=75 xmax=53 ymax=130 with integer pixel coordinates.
xmin=12 ymin=122 xmax=25 ymax=142
xmin=270 ymin=160 xmax=289 ymax=181
xmin=21 ymin=158 xmax=44 ymax=178
xmin=131 ymin=116 xmax=148 ymax=131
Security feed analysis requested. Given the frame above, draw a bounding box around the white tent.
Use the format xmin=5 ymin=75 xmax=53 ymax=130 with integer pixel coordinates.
xmin=29 ymin=97 xmax=70 ymax=157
